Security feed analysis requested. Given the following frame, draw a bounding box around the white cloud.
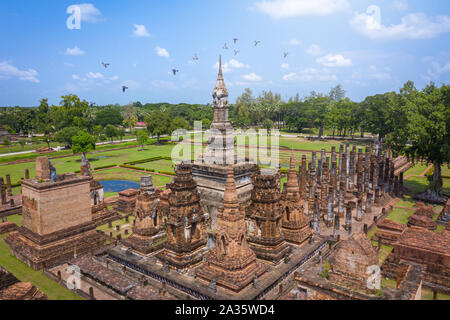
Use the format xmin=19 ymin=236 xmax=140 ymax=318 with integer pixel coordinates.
xmin=66 ymin=46 xmax=85 ymax=56
xmin=133 ymin=24 xmax=151 ymax=37
xmin=254 ymin=0 xmax=350 ymax=19
xmin=78 ymin=3 xmax=103 ymax=22
xmin=110 ymin=75 xmax=119 ymax=81
xmin=369 ymin=65 xmax=377 ymax=71
xmin=283 ymin=72 xmax=297 ymax=80
xmin=151 ymin=80 xmax=176 ymax=90
xmin=425 ymin=61 xmax=450 ymax=79
xmin=350 ymin=8 xmax=450 ymax=39
xmin=72 ymin=74 xmax=80 ymax=80
xmin=316 ymin=54 xmax=352 ymax=67
xmin=368 ymin=73 xmax=391 ymax=80
xmin=213 ymin=59 xmax=249 ymax=73
xmin=281 ymin=63 xmax=289 ymax=69
xmin=155 ymin=46 xmax=170 ymax=58
xmin=64 ymin=62 xmax=74 ymax=67
xmin=305 ymin=44 xmax=324 ymax=56
xmin=393 ymin=0 xmax=408 ymax=11
xmin=289 ymin=38 xmax=301 ymax=45
xmin=86 ymin=72 xmax=104 ymax=79
xmin=283 ymin=67 xmax=337 ymax=82
xmin=243 ymin=73 xmax=262 ymax=81
xmin=0 ymin=61 xmax=40 ymax=83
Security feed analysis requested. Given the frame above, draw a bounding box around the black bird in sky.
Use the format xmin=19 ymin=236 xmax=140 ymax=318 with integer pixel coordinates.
xmin=254 ymin=40 xmax=261 ymax=47
xmin=233 ymin=38 xmax=238 ymax=44
xmin=234 ymin=50 xmax=240 ymax=56
xmin=223 ymin=43 xmax=228 ymax=50
xmin=102 ymin=62 xmax=110 ymax=68
xmin=122 ymin=86 xmax=128 ymax=93
xmin=193 ymin=53 xmax=199 ymax=61
xmin=172 ymin=69 xmax=179 ymax=75
xmin=283 ymin=52 xmax=289 ymax=58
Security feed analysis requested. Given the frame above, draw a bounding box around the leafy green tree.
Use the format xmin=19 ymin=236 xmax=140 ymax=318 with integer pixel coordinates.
xmin=136 ymin=130 xmax=149 ymax=150
xmin=55 ymin=127 xmax=79 ymax=148
xmin=43 ymin=135 xmax=52 ymax=148
xmin=118 ymin=128 xmax=126 ymax=141
xmin=262 ymin=119 xmax=273 ymax=133
xmin=72 ymin=130 xmax=96 ymax=163
xmin=2 ymin=137 xmax=11 ymax=152
xmin=170 ymin=117 xmax=190 ymax=134
xmin=105 ymin=124 xmax=118 ymax=142
xmin=52 ymin=95 xmax=89 ymax=130
xmin=95 ymin=107 xmax=124 ymax=128
xmin=34 ymin=99 xmax=53 ymax=134
xmin=145 ymin=110 xmax=171 ymax=144
xmin=18 ymin=138 xmax=26 ymax=151
xmin=387 ymin=82 xmax=450 ymax=201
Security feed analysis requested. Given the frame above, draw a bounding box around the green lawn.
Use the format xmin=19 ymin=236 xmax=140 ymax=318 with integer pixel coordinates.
xmin=405 ymin=163 xmax=430 ymax=177
xmin=0 ymin=235 xmax=82 ymax=300
xmin=421 ymin=288 xmax=450 ymax=300
xmin=378 ymin=244 xmax=393 ymax=266
xmin=3 ymin=214 xmax=22 ymax=227
xmin=138 ymin=159 xmax=176 ymax=173
xmin=386 ymin=208 xmax=415 ymax=225
xmin=367 ymin=226 xmax=378 ymax=240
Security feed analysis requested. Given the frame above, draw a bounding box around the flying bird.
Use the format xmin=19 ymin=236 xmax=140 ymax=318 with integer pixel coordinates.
xmin=233 ymin=38 xmax=238 ymax=44
xmin=234 ymin=50 xmax=240 ymax=56
xmin=102 ymin=62 xmax=110 ymax=68
xmin=122 ymin=86 xmax=128 ymax=93
xmin=223 ymin=43 xmax=228 ymax=50
xmin=193 ymin=53 xmax=199 ymax=61
xmin=254 ymin=40 xmax=261 ymax=47
xmin=283 ymin=52 xmax=289 ymax=58
xmin=172 ymin=69 xmax=179 ymax=75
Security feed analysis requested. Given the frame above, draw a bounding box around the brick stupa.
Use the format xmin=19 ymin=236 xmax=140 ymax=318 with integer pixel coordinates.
xmin=280 ymin=154 xmax=312 ymax=245
xmin=157 ymin=163 xmax=207 ymax=270
xmin=246 ymin=168 xmax=291 ymax=265
xmin=196 ymin=166 xmax=267 ymax=293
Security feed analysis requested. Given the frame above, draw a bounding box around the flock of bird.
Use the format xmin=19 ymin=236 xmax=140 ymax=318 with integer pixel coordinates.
xmin=99 ymin=39 xmax=290 ymax=93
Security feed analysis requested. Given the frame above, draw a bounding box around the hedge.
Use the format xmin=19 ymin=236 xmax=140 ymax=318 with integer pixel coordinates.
xmin=93 ymin=164 xmax=117 ymax=171
xmin=125 ymin=156 xmax=172 ymax=166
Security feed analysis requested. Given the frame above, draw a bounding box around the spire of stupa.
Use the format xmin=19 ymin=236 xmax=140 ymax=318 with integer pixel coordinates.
xmin=214 ymin=55 xmax=228 ymax=96
xmin=223 ymin=165 xmax=239 ymax=209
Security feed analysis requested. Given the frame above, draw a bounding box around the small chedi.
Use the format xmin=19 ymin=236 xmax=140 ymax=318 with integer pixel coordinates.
xmin=197 ymin=166 xmax=267 ymax=293
xmin=114 ymin=189 xmax=139 ymax=214
xmin=327 ymin=232 xmax=379 ymax=291
xmin=122 ymin=176 xmax=166 ymax=254
xmin=5 ymin=156 xmax=105 ymax=270
xmin=246 ymin=168 xmax=291 ymax=265
xmin=280 ymin=154 xmax=312 ymax=246
xmin=157 ymin=163 xmax=207 ymax=270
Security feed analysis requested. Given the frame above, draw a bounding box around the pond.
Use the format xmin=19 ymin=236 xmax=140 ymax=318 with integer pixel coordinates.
xmin=100 ymin=180 xmax=140 ymax=193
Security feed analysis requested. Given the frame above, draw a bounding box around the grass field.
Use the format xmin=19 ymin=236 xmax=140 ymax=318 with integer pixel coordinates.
xmin=0 ymin=235 xmax=82 ymax=300
xmin=386 ymin=207 xmax=415 ymax=225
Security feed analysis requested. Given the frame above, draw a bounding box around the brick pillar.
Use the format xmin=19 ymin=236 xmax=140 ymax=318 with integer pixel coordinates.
xmin=340 ymin=154 xmax=347 ymax=192
xmin=327 ymin=187 xmax=334 ymax=226
xmin=0 ymin=180 xmax=6 ymax=205
xmin=356 ymin=198 xmax=363 ymax=221
xmin=5 ymin=174 xmax=12 ymax=196
xmin=366 ymin=193 xmax=373 ymax=214
xmin=394 ymin=176 xmax=399 ymax=196
xmin=344 ymin=203 xmax=352 ymax=233
xmin=25 ymin=169 xmax=30 ymax=180
xmin=348 ymin=148 xmax=355 ymax=191
xmin=313 ymin=193 xmax=320 ymax=235
xmin=399 ymin=172 xmax=404 ymax=186
xmin=89 ymin=287 xmax=95 ymax=300
xmin=333 ymin=210 xmax=340 ymax=239
xmin=338 ymin=182 xmax=345 ymax=218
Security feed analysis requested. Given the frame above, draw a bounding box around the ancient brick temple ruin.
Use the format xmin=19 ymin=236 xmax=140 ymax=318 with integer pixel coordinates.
xmin=191 ymin=55 xmax=257 ymax=231
xmin=294 ymin=233 xmax=423 ymax=300
xmin=382 ymin=226 xmax=450 ymax=295
xmin=114 ymin=189 xmax=138 ymax=214
xmin=122 ymin=176 xmax=166 ymax=254
xmin=5 ymin=156 xmax=105 ymax=270
xmin=246 ymin=168 xmax=291 ymax=265
xmin=0 ymin=174 xmax=23 ymax=220
xmin=0 ymin=266 xmax=46 ymax=300
xmin=156 ymin=163 xmax=207 ymax=270
xmin=81 ymin=158 xmax=118 ymax=225
xmin=196 ymin=166 xmax=268 ymax=292
xmin=280 ymin=154 xmax=312 ymax=246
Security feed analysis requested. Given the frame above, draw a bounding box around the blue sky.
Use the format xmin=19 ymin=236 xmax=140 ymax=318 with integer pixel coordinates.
xmin=0 ymin=0 xmax=449 ymax=107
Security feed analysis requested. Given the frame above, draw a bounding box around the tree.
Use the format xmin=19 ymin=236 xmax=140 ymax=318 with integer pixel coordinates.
xmin=262 ymin=119 xmax=273 ymax=133
xmin=52 ymin=95 xmax=89 ymax=130
xmin=72 ymin=130 xmax=96 ymax=164
xmin=136 ymin=130 xmax=149 ymax=150
xmin=55 ymin=127 xmax=79 ymax=148
xmin=387 ymin=82 xmax=450 ymax=202
xmin=170 ymin=117 xmax=189 ymax=134
xmin=2 ymin=137 xmax=11 ymax=152
xmin=105 ymin=125 xmax=118 ymax=142
xmin=95 ymin=107 xmax=124 ymax=128
xmin=118 ymin=128 xmax=125 ymax=141
xmin=145 ymin=110 xmax=171 ymax=144
xmin=43 ymin=135 xmax=52 ymax=148
xmin=18 ymin=138 xmax=26 ymax=151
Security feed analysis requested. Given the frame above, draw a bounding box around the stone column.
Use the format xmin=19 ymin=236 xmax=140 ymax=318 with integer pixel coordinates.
xmin=299 ymin=155 xmax=307 ymax=199
xmin=5 ymin=174 xmax=12 ymax=196
xmin=345 ymin=144 xmax=350 ymax=176
xmin=327 ymin=186 xmax=334 ymax=226
xmin=331 ymin=146 xmax=336 ymax=164
xmin=313 ymin=193 xmax=320 ymax=235
xmin=339 ymin=145 xmax=344 ymax=173
xmin=348 ymin=148 xmax=355 ymax=191
xmin=357 ymin=157 xmax=363 ymax=195
xmin=356 ymin=198 xmax=363 ymax=221
xmin=338 ymin=182 xmax=345 ymax=218
xmin=331 ymin=161 xmax=338 ymax=200
xmin=344 ymin=202 xmax=352 ymax=231
xmin=364 ymin=150 xmax=370 ymax=193
xmin=311 ymin=152 xmax=317 ymax=170
xmin=399 ymin=172 xmax=404 ymax=186
xmin=333 ymin=209 xmax=340 ymax=239
xmin=394 ymin=176 xmax=399 ymax=196
xmin=320 ymin=163 xmax=329 ymax=219
xmin=373 ymin=155 xmax=379 ymax=192
xmin=366 ymin=192 xmax=373 ymax=214
xmin=374 ymin=188 xmax=380 ymax=205
xmin=340 ymin=154 xmax=347 ymax=192
xmin=25 ymin=169 xmax=30 ymax=180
